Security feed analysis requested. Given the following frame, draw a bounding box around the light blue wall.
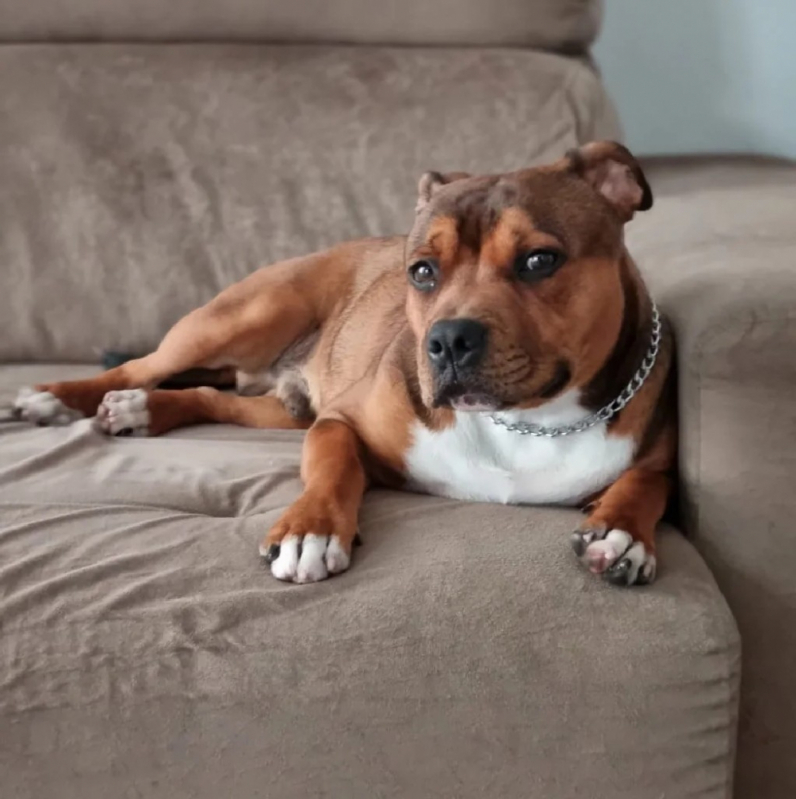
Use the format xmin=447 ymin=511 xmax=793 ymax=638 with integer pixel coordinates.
xmin=594 ymin=0 xmax=796 ymax=159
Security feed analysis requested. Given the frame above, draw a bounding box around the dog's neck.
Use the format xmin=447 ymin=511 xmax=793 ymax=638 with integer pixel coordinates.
xmin=580 ymin=251 xmax=654 ymax=414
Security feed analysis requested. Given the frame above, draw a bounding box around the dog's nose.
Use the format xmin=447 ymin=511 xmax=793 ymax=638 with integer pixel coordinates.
xmin=426 ymin=318 xmax=488 ymax=371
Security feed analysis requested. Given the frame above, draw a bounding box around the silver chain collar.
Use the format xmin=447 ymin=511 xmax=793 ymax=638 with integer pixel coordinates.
xmin=488 ymin=303 xmax=662 ymax=438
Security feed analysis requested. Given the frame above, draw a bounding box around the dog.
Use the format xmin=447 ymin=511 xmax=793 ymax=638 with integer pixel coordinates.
xmin=13 ymin=141 xmax=675 ymax=587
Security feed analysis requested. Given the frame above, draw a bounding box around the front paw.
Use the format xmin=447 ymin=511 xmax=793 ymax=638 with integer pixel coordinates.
xmin=259 ymin=534 xmax=351 ymax=584
xmin=571 ymin=526 xmax=657 ymax=587
xmin=259 ymin=497 xmax=355 ymax=584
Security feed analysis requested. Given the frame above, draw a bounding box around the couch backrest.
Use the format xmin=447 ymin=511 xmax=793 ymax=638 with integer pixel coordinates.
xmin=0 ymin=3 xmax=619 ymax=363
xmin=0 ymin=0 xmax=602 ymax=52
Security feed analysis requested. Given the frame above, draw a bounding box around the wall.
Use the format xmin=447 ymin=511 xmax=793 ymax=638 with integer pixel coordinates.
xmin=594 ymin=0 xmax=796 ymax=159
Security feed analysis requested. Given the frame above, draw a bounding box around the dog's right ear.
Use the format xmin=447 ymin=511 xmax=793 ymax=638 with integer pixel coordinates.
xmin=415 ymin=171 xmax=471 ymax=213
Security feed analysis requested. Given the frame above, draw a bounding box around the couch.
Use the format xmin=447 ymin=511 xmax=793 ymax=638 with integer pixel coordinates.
xmin=0 ymin=2 xmax=793 ymax=797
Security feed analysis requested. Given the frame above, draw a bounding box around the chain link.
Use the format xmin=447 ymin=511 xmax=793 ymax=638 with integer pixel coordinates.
xmin=488 ymin=304 xmax=662 ymax=438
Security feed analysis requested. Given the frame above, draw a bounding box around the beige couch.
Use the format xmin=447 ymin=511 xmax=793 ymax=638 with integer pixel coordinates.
xmin=0 ymin=3 xmax=793 ymax=797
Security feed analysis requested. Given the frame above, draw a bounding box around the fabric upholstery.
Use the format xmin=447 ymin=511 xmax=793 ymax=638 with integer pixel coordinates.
xmin=0 ymin=364 xmax=739 ymax=799
xmin=0 ymin=43 xmax=620 ymax=363
xmin=630 ymin=156 xmax=796 ymax=799
xmin=0 ymin=0 xmax=602 ymax=51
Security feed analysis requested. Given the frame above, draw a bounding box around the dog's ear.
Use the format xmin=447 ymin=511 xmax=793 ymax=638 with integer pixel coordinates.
xmin=416 ymin=170 xmax=471 ymax=213
xmin=565 ymin=141 xmax=653 ymax=222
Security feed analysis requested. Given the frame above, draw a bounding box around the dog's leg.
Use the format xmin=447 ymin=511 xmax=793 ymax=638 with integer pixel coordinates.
xmin=260 ymin=418 xmax=366 ymax=584
xmin=13 ymin=276 xmax=318 ymax=426
xmin=14 ymin=348 xmax=197 ymax=424
xmin=95 ymin=388 xmax=312 ymax=437
xmin=571 ymin=467 xmax=670 ymax=587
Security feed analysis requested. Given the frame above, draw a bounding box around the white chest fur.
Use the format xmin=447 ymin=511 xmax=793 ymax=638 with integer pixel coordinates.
xmin=404 ymin=390 xmax=635 ymax=506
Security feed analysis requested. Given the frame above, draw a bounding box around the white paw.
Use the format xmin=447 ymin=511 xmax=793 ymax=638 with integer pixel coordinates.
xmin=95 ymin=389 xmax=150 ymax=436
xmin=572 ymin=527 xmax=656 ymax=586
xmin=259 ymin=534 xmax=351 ymax=584
xmin=13 ymin=387 xmax=83 ymax=426
xmin=584 ymin=529 xmax=634 ymax=573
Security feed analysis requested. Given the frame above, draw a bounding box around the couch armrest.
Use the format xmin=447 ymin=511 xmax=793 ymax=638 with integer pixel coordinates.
xmin=629 ymin=155 xmax=796 ymax=798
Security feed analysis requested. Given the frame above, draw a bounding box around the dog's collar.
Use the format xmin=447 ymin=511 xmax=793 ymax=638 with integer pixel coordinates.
xmin=488 ymin=303 xmax=662 ymax=438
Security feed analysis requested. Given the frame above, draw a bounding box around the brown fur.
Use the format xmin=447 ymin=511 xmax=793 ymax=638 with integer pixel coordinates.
xmin=24 ymin=142 xmax=675 ymax=584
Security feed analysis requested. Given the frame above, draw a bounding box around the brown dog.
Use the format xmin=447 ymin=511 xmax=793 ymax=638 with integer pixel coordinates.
xmin=14 ymin=141 xmax=675 ymax=587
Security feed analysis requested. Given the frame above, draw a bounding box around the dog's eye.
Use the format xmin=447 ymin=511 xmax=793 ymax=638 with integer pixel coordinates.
xmin=408 ymin=260 xmax=439 ymax=292
xmin=514 ymin=249 xmax=565 ymax=282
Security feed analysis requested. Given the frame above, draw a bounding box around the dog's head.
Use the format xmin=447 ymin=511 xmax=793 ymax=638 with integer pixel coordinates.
xmin=405 ymin=141 xmax=653 ymax=411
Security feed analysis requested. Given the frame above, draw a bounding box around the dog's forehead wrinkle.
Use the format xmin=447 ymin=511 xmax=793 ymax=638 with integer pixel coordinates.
xmin=475 ymin=175 xmax=579 ymax=248
xmin=413 ymin=169 xmax=620 ymax=261
xmin=489 ymin=178 xmax=520 ymax=209
xmin=438 ymin=184 xmax=495 ymax=252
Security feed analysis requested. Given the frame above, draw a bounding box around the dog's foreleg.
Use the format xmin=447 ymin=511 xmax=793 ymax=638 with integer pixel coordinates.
xmin=260 ymin=418 xmax=366 ymax=584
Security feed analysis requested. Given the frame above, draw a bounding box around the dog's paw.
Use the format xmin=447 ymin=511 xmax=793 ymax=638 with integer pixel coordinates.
xmin=571 ymin=527 xmax=656 ymax=587
xmin=259 ymin=492 xmax=362 ymax=584
xmin=95 ymin=389 xmax=151 ymax=436
xmin=12 ymin=387 xmax=83 ymax=426
xmin=260 ymin=534 xmax=351 ymax=584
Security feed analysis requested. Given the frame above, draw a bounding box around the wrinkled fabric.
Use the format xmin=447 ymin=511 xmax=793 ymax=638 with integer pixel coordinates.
xmin=0 ymin=44 xmax=620 ymax=362
xmin=0 ymin=365 xmax=739 ymax=799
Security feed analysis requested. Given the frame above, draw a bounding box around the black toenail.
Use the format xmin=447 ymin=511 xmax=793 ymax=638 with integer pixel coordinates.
xmin=116 ymin=428 xmax=133 ymax=437
xmin=605 ymin=558 xmax=631 ymax=586
xmin=354 ymin=532 xmax=363 ymax=547
xmin=571 ymin=532 xmax=586 ymax=556
xmin=263 ymin=544 xmax=280 ymax=563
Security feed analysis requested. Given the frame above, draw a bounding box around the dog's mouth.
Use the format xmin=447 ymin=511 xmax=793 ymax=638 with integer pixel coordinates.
xmin=448 ymin=392 xmax=502 ymax=412
xmin=431 ymin=382 xmax=504 ymax=412
xmin=430 ymin=359 xmax=571 ymax=413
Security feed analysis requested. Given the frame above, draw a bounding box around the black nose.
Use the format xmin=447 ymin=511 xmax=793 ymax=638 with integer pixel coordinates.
xmin=426 ymin=318 xmax=488 ymax=372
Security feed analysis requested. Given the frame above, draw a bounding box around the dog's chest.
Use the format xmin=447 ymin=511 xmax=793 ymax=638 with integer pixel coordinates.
xmin=404 ymin=395 xmax=635 ymax=506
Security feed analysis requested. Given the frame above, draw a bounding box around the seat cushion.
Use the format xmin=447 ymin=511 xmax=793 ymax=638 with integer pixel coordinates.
xmin=0 ymin=43 xmax=620 ymax=363
xmin=1 ymin=364 xmax=739 ymax=799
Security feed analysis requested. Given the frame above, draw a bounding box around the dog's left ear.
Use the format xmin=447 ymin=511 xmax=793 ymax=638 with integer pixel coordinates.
xmin=565 ymin=141 xmax=653 ymax=222
xmin=415 ymin=170 xmax=471 ymax=214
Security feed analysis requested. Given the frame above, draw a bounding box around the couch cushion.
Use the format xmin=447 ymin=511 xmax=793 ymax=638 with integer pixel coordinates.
xmin=0 ymin=0 xmax=602 ymax=51
xmin=629 ymin=155 xmax=796 ymax=799
xmin=0 ymin=364 xmax=739 ymax=799
xmin=0 ymin=44 xmax=621 ymax=363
